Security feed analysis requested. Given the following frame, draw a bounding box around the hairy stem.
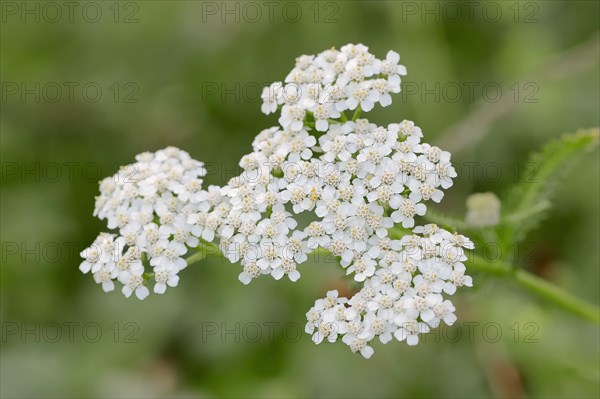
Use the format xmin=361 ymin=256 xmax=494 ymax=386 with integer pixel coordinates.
xmin=185 ymin=240 xmax=600 ymax=325
xmin=468 ymin=254 xmax=600 ymax=324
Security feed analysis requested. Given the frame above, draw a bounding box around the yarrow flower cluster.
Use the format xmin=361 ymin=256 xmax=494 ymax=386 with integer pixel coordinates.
xmin=261 ymin=43 xmax=406 ymax=132
xmin=305 ymin=225 xmax=473 ymax=358
xmin=80 ymin=147 xmax=207 ymax=299
xmin=80 ymin=44 xmax=473 ymax=358
xmin=208 ymin=118 xmax=458 ymax=287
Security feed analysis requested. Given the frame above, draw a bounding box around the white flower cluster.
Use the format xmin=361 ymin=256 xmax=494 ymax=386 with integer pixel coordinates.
xmin=261 ymin=43 xmax=406 ymax=131
xmin=206 ymin=118 xmax=458 ymax=287
xmin=80 ymin=44 xmax=473 ymax=358
xmin=305 ymin=225 xmax=473 ymax=358
xmin=80 ymin=147 xmax=207 ymax=299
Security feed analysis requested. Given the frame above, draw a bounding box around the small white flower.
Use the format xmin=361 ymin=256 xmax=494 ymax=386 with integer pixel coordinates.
xmin=261 ymin=82 xmax=283 ymax=114
xmin=376 ymin=50 xmax=407 ymax=88
xmin=347 ymin=256 xmax=377 ymax=282
xmin=93 ymin=265 xmax=117 ymax=292
xmin=311 ymin=103 xmax=340 ymax=132
xmin=393 ymin=315 xmax=429 ymax=346
xmin=120 ymin=268 xmax=149 ymax=300
xmin=444 ymin=263 xmax=473 ymax=294
xmin=421 ymin=294 xmax=457 ymax=328
xmin=342 ymin=333 xmax=374 ymax=359
xmin=279 ymin=104 xmax=306 ymax=131
xmin=345 ymin=81 xmax=375 ymax=112
xmin=391 ymin=198 xmax=426 ymax=228
xmin=79 ymin=234 xmax=115 ymax=274
xmin=153 ymin=264 xmax=180 ymax=294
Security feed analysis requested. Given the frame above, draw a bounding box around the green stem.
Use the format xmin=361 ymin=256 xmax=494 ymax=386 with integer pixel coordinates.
xmin=351 ymin=107 xmax=362 ymax=121
xmin=184 ymin=237 xmax=600 ymax=325
xmin=468 ymin=255 xmax=600 ymax=324
xmin=185 ymin=251 xmax=208 ymax=266
xmin=390 ymin=224 xmax=599 ymax=324
xmin=186 ymin=241 xmax=222 ymax=266
xmin=516 ymin=270 xmax=600 ymax=324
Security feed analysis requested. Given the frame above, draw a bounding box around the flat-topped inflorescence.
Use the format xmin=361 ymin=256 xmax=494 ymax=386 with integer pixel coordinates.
xmin=80 ymin=44 xmax=473 ymax=358
xmin=81 ymin=147 xmax=209 ymax=298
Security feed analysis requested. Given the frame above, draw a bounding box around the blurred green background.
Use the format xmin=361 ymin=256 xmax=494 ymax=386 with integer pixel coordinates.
xmin=1 ymin=1 xmax=599 ymax=398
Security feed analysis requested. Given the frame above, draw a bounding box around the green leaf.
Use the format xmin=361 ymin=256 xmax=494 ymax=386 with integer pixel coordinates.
xmin=499 ymin=128 xmax=599 ymax=247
